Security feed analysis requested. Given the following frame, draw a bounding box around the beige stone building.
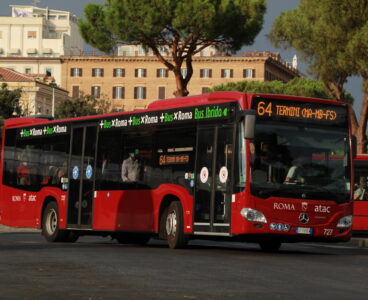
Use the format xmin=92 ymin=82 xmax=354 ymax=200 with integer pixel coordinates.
xmin=0 ymin=67 xmax=69 ymax=116
xmin=61 ymin=51 xmax=300 ymax=112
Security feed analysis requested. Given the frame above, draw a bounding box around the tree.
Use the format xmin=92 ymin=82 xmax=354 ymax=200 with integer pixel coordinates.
xmin=211 ymin=77 xmax=354 ymax=102
xmin=79 ymin=0 xmax=266 ymax=97
xmin=269 ymin=0 xmax=368 ymax=153
xmin=55 ymin=94 xmax=112 ymax=119
xmin=0 ymin=83 xmax=22 ymax=118
xmin=0 ymin=83 xmax=22 ymax=138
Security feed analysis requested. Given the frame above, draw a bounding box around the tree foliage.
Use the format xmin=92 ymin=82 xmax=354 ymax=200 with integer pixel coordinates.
xmin=55 ymin=94 xmax=112 ymax=119
xmin=269 ymin=0 xmax=368 ymax=152
xmin=211 ymin=78 xmax=354 ymax=102
xmin=0 ymin=83 xmax=22 ymax=138
xmin=79 ymin=0 xmax=266 ymax=97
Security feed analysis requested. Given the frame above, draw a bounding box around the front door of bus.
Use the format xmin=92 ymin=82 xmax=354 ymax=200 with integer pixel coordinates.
xmin=194 ymin=126 xmax=234 ymax=234
xmin=67 ymin=125 xmax=97 ymax=228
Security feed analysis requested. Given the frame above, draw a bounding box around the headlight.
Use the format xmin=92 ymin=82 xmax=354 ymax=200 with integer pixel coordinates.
xmin=240 ymin=208 xmax=267 ymax=223
xmin=336 ymin=215 xmax=352 ymax=228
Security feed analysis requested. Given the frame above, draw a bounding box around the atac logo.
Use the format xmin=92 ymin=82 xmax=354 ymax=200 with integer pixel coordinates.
xmin=274 ymin=202 xmax=295 ymax=211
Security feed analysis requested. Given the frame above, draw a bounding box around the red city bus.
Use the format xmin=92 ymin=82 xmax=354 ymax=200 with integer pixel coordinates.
xmin=0 ymin=92 xmax=354 ymax=251
xmin=353 ymin=155 xmax=368 ymax=235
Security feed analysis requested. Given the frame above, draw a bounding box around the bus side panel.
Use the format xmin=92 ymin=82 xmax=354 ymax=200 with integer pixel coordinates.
xmin=93 ymin=184 xmax=193 ymax=233
xmin=353 ymin=201 xmax=368 ymax=231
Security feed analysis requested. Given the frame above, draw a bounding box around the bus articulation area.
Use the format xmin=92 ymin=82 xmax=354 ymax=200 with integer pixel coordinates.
xmin=0 ymin=92 xmax=354 ymax=251
xmin=353 ymin=155 xmax=368 ymax=235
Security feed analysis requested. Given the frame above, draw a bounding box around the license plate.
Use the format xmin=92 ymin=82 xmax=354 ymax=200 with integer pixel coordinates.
xmin=296 ymin=227 xmax=313 ymax=235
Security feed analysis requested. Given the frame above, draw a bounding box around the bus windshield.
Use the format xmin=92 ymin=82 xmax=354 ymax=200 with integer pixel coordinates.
xmin=250 ymin=122 xmax=350 ymax=203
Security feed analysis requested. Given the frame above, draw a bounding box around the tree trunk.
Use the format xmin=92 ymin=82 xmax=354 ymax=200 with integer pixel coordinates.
xmin=357 ymin=78 xmax=368 ymax=153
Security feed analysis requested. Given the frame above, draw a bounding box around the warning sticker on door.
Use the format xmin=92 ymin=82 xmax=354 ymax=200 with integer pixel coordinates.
xmin=200 ymin=167 xmax=209 ymax=183
xmin=219 ymin=166 xmax=228 ymax=183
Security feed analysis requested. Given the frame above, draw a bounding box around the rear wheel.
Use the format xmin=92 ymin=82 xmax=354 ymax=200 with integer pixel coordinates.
xmin=42 ymin=201 xmax=67 ymax=242
xmin=259 ymin=241 xmax=282 ymax=252
xmin=165 ymin=201 xmax=188 ymax=249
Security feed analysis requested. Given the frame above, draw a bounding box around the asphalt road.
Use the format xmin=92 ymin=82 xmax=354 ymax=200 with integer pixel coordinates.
xmin=0 ymin=232 xmax=367 ymax=300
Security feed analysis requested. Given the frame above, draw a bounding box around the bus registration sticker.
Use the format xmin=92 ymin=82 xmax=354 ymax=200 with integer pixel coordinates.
xmin=296 ymin=227 xmax=313 ymax=235
xmin=72 ymin=166 xmax=79 ymax=180
xmin=219 ymin=167 xmax=228 ymax=183
xmin=200 ymin=167 xmax=209 ymax=183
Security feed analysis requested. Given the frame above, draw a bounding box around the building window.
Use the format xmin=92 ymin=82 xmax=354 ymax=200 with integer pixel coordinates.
xmin=134 ymin=87 xmax=146 ymax=99
xmin=113 ymin=86 xmax=125 ymax=99
xmin=27 ymin=31 xmax=37 ymax=39
xmin=72 ymin=86 xmax=80 ymax=99
xmin=91 ymin=86 xmax=101 ymax=98
xmin=113 ymin=68 xmax=125 ymax=77
xmin=92 ymin=68 xmax=104 ymax=77
xmin=200 ymin=69 xmax=212 ymax=78
xmin=58 ymin=15 xmax=68 ymax=20
xmin=70 ymin=68 xmax=82 ymax=77
xmin=45 ymin=68 xmax=52 ymax=76
xmin=243 ymin=69 xmax=256 ymax=78
xmin=156 ymin=68 xmax=168 ymax=78
xmin=181 ymin=68 xmax=187 ymax=79
xmin=135 ymin=68 xmax=147 ymax=78
xmin=0 ymin=31 xmax=2 ymax=39
xmin=202 ymin=87 xmax=210 ymax=94
xmin=158 ymin=87 xmax=165 ymax=99
xmin=24 ymin=68 xmax=32 ymax=74
xmin=221 ymin=69 xmax=233 ymax=78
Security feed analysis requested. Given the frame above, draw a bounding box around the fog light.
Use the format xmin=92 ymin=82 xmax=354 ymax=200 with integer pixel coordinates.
xmin=240 ymin=208 xmax=267 ymax=223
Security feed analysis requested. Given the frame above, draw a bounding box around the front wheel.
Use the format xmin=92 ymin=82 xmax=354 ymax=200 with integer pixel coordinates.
xmin=165 ymin=201 xmax=188 ymax=249
xmin=42 ymin=201 xmax=67 ymax=242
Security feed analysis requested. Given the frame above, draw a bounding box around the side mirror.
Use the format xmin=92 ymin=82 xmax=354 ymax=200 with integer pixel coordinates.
xmin=243 ymin=110 xmax=256 ymax=139
xmin=352 ymin=136 xmax=357 ymax=158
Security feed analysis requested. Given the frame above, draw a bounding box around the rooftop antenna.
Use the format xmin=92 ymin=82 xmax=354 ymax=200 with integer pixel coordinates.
xmin=32 ymin=0 xmax=41 ymax=6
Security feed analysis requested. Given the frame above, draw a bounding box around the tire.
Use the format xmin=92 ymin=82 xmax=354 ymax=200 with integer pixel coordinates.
xmin=165 ymin=201 xmax=188 ymax=249
xmin=64 ymin=231 xmax=79 ymax=243
xmin=259 ymin=241 xmax=282 ymax=252
xmin=42 ymin=201 xmax=67 ymax=242
xmin=113 ymin=233 xmax=150 ymax=245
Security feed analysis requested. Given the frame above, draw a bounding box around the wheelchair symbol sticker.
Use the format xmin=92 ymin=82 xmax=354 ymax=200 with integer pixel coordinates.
xmin=72 ymin=166 xmax=79 ymax=179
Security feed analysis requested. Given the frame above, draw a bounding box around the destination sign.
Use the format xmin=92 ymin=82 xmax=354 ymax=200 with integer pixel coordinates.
xmin=252 ymin=97 xmax=347 ymax=127
xmin=17 ymin=124 xmax=69 ymax=139
xmin=99 ymin=102 xmax=236 ymax=130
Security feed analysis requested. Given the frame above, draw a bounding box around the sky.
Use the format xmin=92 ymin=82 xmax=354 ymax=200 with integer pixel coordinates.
xmin=0 ymin=0 xmax=363 ymax=114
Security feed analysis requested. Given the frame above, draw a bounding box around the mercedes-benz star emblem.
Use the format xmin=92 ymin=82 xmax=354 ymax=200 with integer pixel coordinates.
xmin=299 ymin=213 xmax=309 ymax=224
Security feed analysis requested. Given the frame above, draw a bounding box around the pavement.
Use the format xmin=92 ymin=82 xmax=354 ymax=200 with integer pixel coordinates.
xmin=0 ymin=224 xmax=367 ymax=248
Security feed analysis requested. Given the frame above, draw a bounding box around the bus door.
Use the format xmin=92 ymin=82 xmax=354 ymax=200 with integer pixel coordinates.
xmin=67 ymin=125 xmax=98 ymax=228
xmin=193 ymin=125 xmax=234 ymax=235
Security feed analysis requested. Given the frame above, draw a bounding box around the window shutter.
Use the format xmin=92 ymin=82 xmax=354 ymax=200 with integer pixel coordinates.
xmin=113 ymin=69 xmax=116 ymax=77
xmin=209 ymin=69 xmax=212 ymax=78
xmin=230 ymin=69 xmax=234 ymax=78
xmin=97 ymin=87 xmax=100 ymax=98
xmin=158 ymin=87 xmax=165 ymax=99
xmin=91 ymin=86 xmax=94 ymax=95
xmin=143 ymin=87 xmax=146 ymax=99
xmin=70 ymin=68 xmax=73 ymax=76
xmin=243 ymin=69 xmax=246 ymax=78
xmin=134 ymin=87 xmax=137 ymax=99
xmin=72 ymin=86 xmax=79 ymax=98
xmin=79 ymin=68 xmax=82 ymax=77
xmin=156 ymin=69 xmax=160 ymax=77
xmin=165 ymin=69 xmax=168 ymax=77
xmin=135 ymin=69 xmax=138 ymax=77
xmin=252 ymin=69 xmax=256 ymax=78
xmin=144 ymin=69 xmax=147 ymax=77
xmin=122 ymin=69 xmax=125 ymax=77
xmin=122 ymin=87 xmax=125 ymax=99
xmin=92 ymin=68 xmax=95 ymax=77
xmin=221 ymin=70 xmax=224 ymax=78
xmin=200 ymin=69 xmax=203 ymax=78
xmin=101 ymin=69 xmax=104 ymax=77
xmin=113 ymin=87 xmax=116 ymax=99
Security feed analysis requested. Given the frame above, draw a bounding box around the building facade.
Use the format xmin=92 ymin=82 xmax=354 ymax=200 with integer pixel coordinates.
xmin=0 ymin=67 xmax=69 ymax=116
xmin=61 ymin=51 xmax=300 ymax=112
xmin=0 ymin=5 xmax=84 ymax=86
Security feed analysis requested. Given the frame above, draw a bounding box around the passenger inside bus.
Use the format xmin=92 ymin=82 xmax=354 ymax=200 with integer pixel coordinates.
xmin=17 ymin=154 xmax=31 ymax=185
xmin=354 ymin=176 xmax=367 ymax=201
xmin=121 ymin=149 xmax=143 ymax=183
